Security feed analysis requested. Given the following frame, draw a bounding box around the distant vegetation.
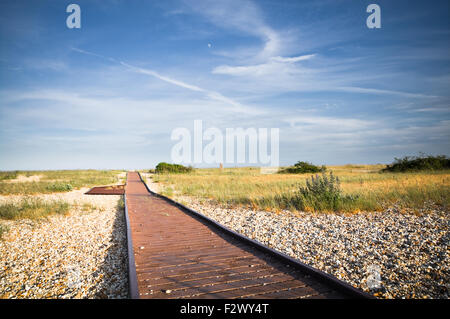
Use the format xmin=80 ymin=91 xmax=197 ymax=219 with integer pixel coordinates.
xmin=155 ymin=162 xmax=193 ymax=174
xmin=279 ymin=161 xmax=326 ymax=174
xmin=0 ymin=170 xmax=126 ymax=240
xmin=383 ymin=155 xmax=450 ymax=172
xmin=152 ymin=165 xmax=449 ymax=213
xmin=0 ymin=170 xmax=122 ymax=195
xmin=0 ymin=171 xmax=19 ymax=181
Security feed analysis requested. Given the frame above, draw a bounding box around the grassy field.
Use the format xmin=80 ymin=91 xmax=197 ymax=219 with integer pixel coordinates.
xmin=0 ymin=170 xmax=124 ymax=195
xmin=150 ymin=165 xmax=450 ymax=213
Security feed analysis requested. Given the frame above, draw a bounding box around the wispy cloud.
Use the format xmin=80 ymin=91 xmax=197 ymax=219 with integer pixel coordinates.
xmin=71 ymin=47 xmax=263 ymax=115
xmin=336 ymin=86 xmax=440 ymax=99
xmin=119 ymin=61 xmax=205 ymax=92
xmin=190 ymin=0 xmax=441 ymax=100
xmin=212 ymin=54 xmax=316 ymax=76
xmin=285 ymin=115 xmax=372 ymax=131
xmin=271 ymin=54 xmax=316 ymax=63
xmin=184 ymin=0 xmax=284 ymax=60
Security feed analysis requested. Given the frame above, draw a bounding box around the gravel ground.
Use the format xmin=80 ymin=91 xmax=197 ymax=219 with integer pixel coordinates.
xmin=0 ymin=189 xmax=128 ymax=299
xmin=184 ymin=198 xmax=449 ymax=299
xmin=145 ymin=178 xmax=449 ymax=299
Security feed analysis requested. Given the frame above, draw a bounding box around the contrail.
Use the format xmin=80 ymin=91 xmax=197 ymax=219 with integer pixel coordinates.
xmin=119 ymin=61 xmax=205 ymax=93
xmin=71 ymin=47 xmax=258 ymax=112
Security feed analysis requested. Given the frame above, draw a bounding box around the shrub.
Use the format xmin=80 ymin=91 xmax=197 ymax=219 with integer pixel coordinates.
xmin=155 ymin=162 xmax=193 ymax=174
xmin=293 ymin=172 xmax=358 ymax=211
xmin=279 ymin=161 xmax=326 ymax=174
xmin=382 ymin=154 xmax=450 ymax=172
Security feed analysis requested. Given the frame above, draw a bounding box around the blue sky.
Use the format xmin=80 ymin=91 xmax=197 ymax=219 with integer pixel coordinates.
xmin=0 ymin=0 xmax=449 ymax=170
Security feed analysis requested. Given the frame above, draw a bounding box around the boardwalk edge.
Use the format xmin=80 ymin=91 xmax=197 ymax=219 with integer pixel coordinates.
xmin=124 ymin=172 xmax=140 ymax=299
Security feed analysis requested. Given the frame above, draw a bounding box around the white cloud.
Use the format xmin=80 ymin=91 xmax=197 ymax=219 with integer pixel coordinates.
xmin=285 ymin=116 xmax=373 ymax=131
xmin=184 ymin=0 xmax=282 ymax=59
xmin=337 ymin=86 xmax=440 ymax=99
xmin=212 ymin=54 xmax=316 ymax=77
xmin=192 ymin=1 xmax=439 ymax=101
xmin=212 ymin=63 xmax=275 ymax=76
xmin=271 ymin=54 xmax=316 ymax=63
xmin=118 ymin=61 xmax=264 ymax=115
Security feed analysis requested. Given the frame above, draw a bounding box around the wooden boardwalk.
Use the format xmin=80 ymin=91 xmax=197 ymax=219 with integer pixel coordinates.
xmin=125 ymin=172 xmax=358 ymax=299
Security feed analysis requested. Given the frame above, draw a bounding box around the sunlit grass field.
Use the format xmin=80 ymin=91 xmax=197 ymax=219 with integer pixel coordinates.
xmin=0 ymin=170 xmax=124 ymax=195
xmin=150 ymin=165 xmax=450 ymax=213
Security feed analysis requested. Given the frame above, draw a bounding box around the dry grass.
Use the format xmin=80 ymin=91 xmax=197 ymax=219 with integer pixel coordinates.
xmin=0 ymin=170 xmax=124 ymax=195
xmin=0 ymin=170 xmax=125 ymax=239
xmin=150 ymin=165 xmax=450 ymax=213
xmin=0 ymin=197 xmax=71 ymax=220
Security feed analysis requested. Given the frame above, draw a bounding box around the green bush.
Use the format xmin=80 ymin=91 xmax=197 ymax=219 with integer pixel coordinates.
xmin=382 ymin=154 xmax=450 ymax=172
xmin=155 ymin=162 xmax=193 ymax=174
xmin=279 ymin=161 xmax=326 ymax=174
xmin=293 ymin=172 xmax=358 ymax=211
xmin=46 ymin=183 xmax=73 ymax=192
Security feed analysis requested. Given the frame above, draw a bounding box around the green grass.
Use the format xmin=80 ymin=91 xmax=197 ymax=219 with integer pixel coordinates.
xmin=117 ymin=197 xmax=125 ymax=211
xmin=45 ymin=183 xmax=73 ymax=192
xmin=0 ymin=171 xmax=19 ymax=181
xmin=0 ymin=197 xmax=71 ymax=220
xmin=161 ymin=186 xmax=174 ymax=197
xmin=0 ymin=170 xmax=123 ymax=195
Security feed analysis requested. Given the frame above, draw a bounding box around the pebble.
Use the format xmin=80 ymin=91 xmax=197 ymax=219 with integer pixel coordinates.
xmin=173 ymin=193 xmax=449 ymax=299
xmin=0 ymin=189 xmax=128 ymax=299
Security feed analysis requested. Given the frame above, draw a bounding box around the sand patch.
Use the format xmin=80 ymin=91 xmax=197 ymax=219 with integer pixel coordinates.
xmin=4 ymin=175 xmax=42 ymax=183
